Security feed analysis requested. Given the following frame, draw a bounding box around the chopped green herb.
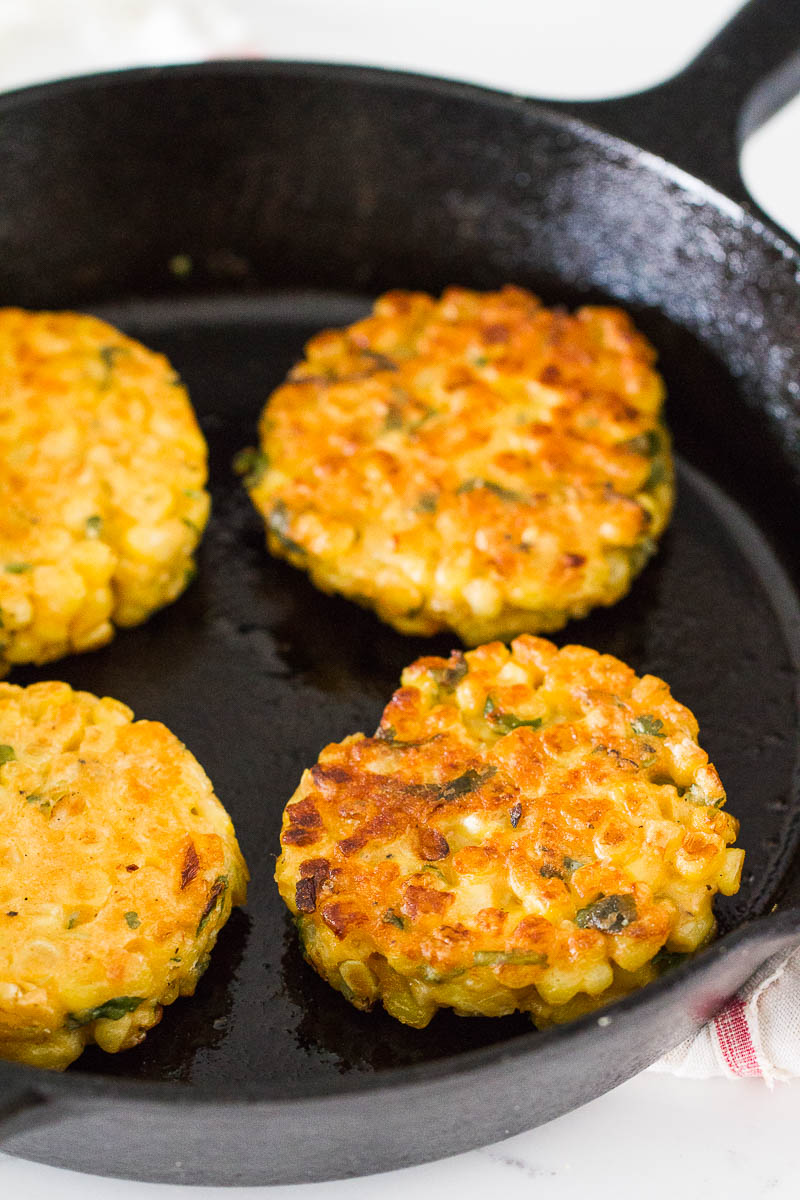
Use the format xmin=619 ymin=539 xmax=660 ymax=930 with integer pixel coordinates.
xmin=576 ymin=894 xmax=637 ymax=933
xmin=382 ymin=909 xmax=405 ymax=929
xmin=382 ymin=404 xmax=405 ymax=431
xmin=66 ymin=913 xmax=80 ymax=930
xmin=267 ymin=501 xmax=306 ymax=557
xmin=562 ymin=857 xmax=584 ymax=874
xmin=483 ymin=480 xmax=524 ymax=502
xmin=168 ymin=253 xmax=192 ymax=278
xmin=631 ymin=715 xmax=665 ymax=738
xmin=85 ymin=515 xmax=103 ymax=538
xmin=484 ymin=696 xmax=542 ymax=733
xmin=337 ymin=974 xmax=357 ymax=1003
xmin=404 ymin=603 xmax=425 ymax=620
xmin=0 ymin=745 xmax=15 ymax=766
xmin=622 ymin=430 xmax=661 ymax=457
xmin=295 ymin=915 xmax=317 ymax=954
xmin=124 ymin=911 xmax=141 ymax=929
xmin=430 ymin=654 xmax=467 ymax=689
xmin=421 ymin=863 xmax=447 ymax=881
xmin=196 ymin=875 xmax=228 ymax=935
xmin=683 ymin=783 xmax=723 ymax=808
xmin=474 ymin=950 xmax=546 ymax=967
xmin=645 ymin=459 xmax=667 ymax=489
xmin=651 ymin=947 xmax=689 ymax=974
xmin=407 ymin=406 xmax=437 ymax=433
xmin=374 ymin=726 xmax=437 ymax=749
xmin=363 ymin=350 xmax=398 ymax=372
xmin=472 ymin=354 xmax=489 ymax=367
xmin=418 ymin=964 xmax=466 ymax=984
xmin=98 ymin=345 xmax=124 ymax=383
xmin=65 ymin=995 xmax=144 ymax=1029
xmin=457 ymin=478 xmax=523 ymax=503
xmin=438 ymin=766 xmax=495 ymax=801
xmin=415 ymin=491 xmax=439 ymax=514
xmin=232 ymin=446 xmax=269 ymax=489
xmin=627 ymin=537 xmax=657 ymax=574
xmin=4 ymin=563 xmax=32 ymax=574
xmin=538 ymin=863 xmax=563 ymax=879
xmin=182 ymin=517 xmax=201 ymax=534
xmin=592 ymin=744 xmax=640 ymax=770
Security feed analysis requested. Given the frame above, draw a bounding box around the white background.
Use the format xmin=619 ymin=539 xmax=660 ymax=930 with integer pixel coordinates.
xmin=0 ymin=1 xmax=799 ymax=1197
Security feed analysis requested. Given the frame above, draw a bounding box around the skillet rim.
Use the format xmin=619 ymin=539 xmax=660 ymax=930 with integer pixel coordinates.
xmin=0 ymin=58 xmax=798 ymax=1108
xmin=2 ymin=911 xmax=800 ymax=1107
xmin=0 ymin=56 xmax=798 ymax=262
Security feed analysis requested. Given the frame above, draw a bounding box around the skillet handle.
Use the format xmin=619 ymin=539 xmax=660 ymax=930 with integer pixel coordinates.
xmin=551 ymin=0 xmax=800 ymax=210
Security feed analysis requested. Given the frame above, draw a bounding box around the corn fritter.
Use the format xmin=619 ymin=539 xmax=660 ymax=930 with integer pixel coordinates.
xmin=0 ymin=680 xmax=248 ymax=1069
xmin=275 ymin=636 xmax=742 ymax=1029
xmin=245 ymin=287 xmax=674 ymax=643
xmin=0 ymin=309 xmax=210 ymax=673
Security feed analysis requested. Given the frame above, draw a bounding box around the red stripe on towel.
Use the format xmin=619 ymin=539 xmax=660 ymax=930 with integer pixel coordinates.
xmin=715 ymin=999 xmax=761 ymax=1076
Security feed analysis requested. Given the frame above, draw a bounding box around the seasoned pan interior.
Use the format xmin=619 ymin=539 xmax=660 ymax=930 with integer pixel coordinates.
xmin=11 ymin=285 xmax=800 ymax=1091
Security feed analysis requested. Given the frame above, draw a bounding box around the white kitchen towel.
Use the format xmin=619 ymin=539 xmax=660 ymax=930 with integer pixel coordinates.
xmin=651 ymin=946 xmax=800 ymax=1083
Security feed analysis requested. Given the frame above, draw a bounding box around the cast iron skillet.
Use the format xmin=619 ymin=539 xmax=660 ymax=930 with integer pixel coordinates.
xmin=1 ymin=0 xmax=800 ymax=1185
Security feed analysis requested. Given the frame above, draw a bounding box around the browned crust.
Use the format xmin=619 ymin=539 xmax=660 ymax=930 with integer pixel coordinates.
xmin=246 ymin=287 xmax=674 ymax=643
xmin=275 ymin=636 xmax=742 ymax=1027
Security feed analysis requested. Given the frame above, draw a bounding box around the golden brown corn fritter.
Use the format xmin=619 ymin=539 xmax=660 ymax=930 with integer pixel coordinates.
xmin=276 ymin=636 xmax=743 ymax=1029
xmin=245 ymin=287 xmax=674 ymax=644
xmin=0 ymin=681 xmax=248 ymax=1069
xmin=0 ymin=309 xmax=210 ymax=674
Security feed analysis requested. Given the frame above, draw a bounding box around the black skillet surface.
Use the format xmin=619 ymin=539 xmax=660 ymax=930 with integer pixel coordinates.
xmin=1 ymin=0 xmax=800 ymax=1185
